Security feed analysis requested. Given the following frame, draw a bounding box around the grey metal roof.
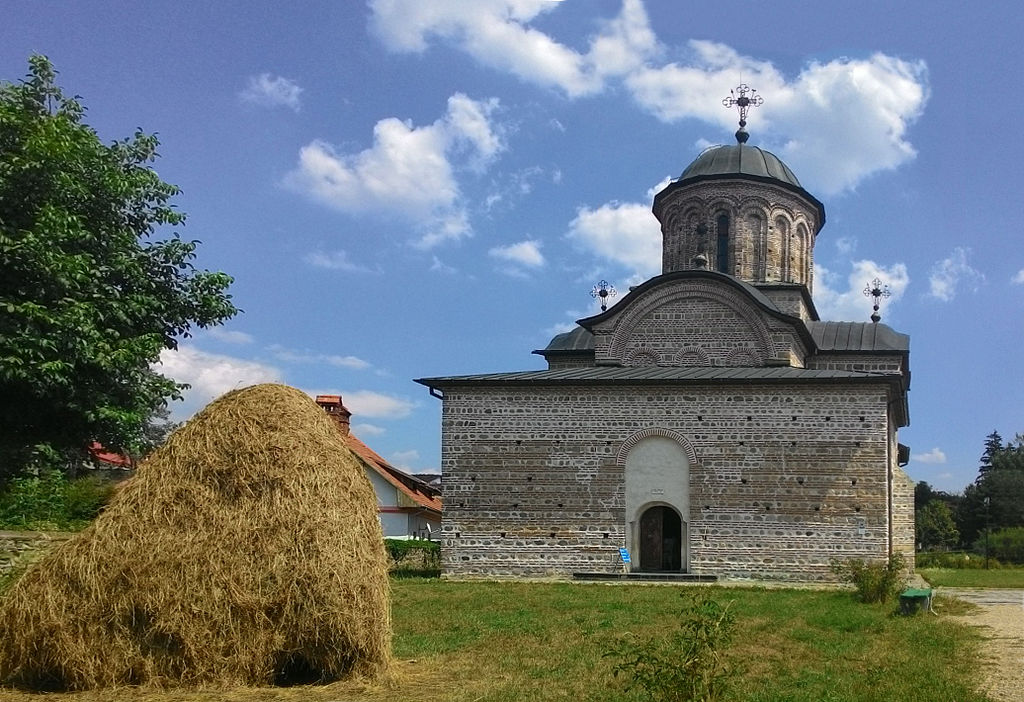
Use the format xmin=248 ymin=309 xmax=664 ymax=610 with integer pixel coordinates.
xmin=416 ymin=365 xmax=898 ymax=388
xmin=679 ymin=143 xmax=802 ymax=187
xmin=538 ymin=326 xmax=594 ymax=353
xmin=807 ymin=321 xmax=909 ymax=352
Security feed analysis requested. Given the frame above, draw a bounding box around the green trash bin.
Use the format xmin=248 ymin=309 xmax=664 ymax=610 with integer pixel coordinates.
xmin=899 ymin=587 xmax=932 ymax=615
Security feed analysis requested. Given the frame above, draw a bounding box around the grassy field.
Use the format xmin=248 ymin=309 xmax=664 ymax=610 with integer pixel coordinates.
xmin=920 ymin=567 xmax=1024 ymax=588
xmin=0 ymin=579 xmax=992 ymax=702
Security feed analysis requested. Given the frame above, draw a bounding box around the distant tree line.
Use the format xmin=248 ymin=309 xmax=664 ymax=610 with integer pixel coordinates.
xmin=915 ymin=430 xmax=1024 ymax=562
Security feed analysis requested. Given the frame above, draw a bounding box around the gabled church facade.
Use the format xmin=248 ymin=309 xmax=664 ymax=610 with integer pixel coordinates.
xmin=417 ymin=107 xmax=914 ymax=582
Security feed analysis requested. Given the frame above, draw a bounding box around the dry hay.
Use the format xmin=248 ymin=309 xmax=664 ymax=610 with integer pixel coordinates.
xmin=0 ymin=384 xmax=391 ymax=691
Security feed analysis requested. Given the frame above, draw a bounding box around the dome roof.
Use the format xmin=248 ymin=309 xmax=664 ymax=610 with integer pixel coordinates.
xmin=679 ymin=143 xmax=802 ymax=188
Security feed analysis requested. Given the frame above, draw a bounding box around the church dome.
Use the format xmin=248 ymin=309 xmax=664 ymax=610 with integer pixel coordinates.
xmin=678 ymin=143 xmax=803 ymax=189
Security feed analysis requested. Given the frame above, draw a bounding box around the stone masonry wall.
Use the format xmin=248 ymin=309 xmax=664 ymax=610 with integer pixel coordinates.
xmin=440 ymin=382 xmax=897 ymax=581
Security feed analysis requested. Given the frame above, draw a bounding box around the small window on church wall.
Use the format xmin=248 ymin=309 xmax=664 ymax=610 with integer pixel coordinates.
xmin=716 ymin=214 xmax=729 ymax=273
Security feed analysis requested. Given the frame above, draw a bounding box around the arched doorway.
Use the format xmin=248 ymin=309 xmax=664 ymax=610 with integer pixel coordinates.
xmin=639 ymin=505 xmax=683 ymax=571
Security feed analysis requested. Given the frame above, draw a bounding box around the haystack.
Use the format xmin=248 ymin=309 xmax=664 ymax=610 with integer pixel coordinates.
xmin=0 ymin=384 xmax=391 ymax=690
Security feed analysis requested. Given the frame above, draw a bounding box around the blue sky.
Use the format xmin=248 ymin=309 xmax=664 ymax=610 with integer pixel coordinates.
xmin=3 ymin=1 xmax=1022 ymax=492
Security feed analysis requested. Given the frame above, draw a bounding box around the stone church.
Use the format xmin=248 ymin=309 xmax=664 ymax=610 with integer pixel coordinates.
xmin=416 ymin=93 xmax=914 ymax=582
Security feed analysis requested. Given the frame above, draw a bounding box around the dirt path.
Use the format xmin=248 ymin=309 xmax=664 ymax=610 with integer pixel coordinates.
xmin=940 ymin=588 xmax=1024 ymax=702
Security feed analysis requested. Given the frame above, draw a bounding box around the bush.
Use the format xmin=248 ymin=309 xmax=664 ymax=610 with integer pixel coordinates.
xmin=0 ymin=472 xmax=115 ymax=530
xmin=915 ymin=550 xmax=1002 ymax=569
xmin=830 ymin=552 xmax=908 ymax=603
xmin=974 ymin=527 xmax=1024 ymax=565
xmin=604 ymin=592 xmax=736 ymax=702
xmin=384 ymin=538 xmax=440 ymax=575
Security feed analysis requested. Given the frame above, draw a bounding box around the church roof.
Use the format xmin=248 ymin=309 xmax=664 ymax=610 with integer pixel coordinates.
xmin=680 ymin=143 xmax=802 ymax=187
xmin=807 ymin=321 xmax=909 ymax=352
xmin=653 ymin=143 xmax=826 ymax=224
xmin=416 ymin=365 xmax=900 ymax=388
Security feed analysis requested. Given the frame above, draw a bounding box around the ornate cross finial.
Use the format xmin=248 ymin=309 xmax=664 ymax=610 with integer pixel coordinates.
xmin=863 ymin=278 xmax=892 ymax=323
xmin=591 ymin=280 xmax=617 ymax=312
xmin=722 ymin=83 xmax=763 ymax=143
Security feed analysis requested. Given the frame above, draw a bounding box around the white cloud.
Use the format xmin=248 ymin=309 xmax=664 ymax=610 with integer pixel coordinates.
xmin=342 ymin=390 xmax=416 ymax=419
xmin=370 ymin=0 xmax=658 ymax=98
xmin=1013 ymin=269 xmax=1024 ymax=285
xmin=389 ymin=449 xmax=420 ymax=470
xmin=239 ymin=73 xmax=303 ymax=111
xmin=206 ymin=328 xmax=254 ymax=345
xmin=430 ymin=255 xmax=457 ymax=274
xmin=284 ymin=93 xmax=504 ymax=247
xmin=928 ymin=247 xmax=984 ymax=302
xmin=370 ymin=2 xmax=928 ymax=194
xmin=490 ymin=239 xmax=545 ymax=268
xmin=813 ymin=259 xmax=909 ymax=322
xmin=912 ymin=447 xmax=947 ymax=464
xmin=155 ymin=346 xmax=283 ymax=419
xmin=269 ymin=345 xmax=371 ymax=370
xmin=304 ymin=249 xmax=373 ymax=272
xmin=627 ymin=43 xmax=928 ymax=194
xmin=834 ymin=237 xmax=857 ymax=255
xmin=566 ymin=201 xmax=661 ymax=279
xmin=352 ymin=422 xmax=386 ymax=437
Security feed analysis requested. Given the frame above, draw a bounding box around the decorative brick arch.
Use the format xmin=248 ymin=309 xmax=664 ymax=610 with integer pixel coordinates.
xmin=604 ymin=281 xmax=776 ymax=364
xmin=616 ymin=427 xmax=698 ymax=467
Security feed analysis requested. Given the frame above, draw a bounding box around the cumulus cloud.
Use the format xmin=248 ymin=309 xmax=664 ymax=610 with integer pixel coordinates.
xmin=284 ymin=93 xmax=504 ymax=247
xmin=342 ymin=390 xmax=416 ymax=419
xmin=912 ymin=447 xmax=947 ymax=464
xmin=813 ymin=260 xmax=909 ymax=322
xmin=489 ymin=239 xmax=545 ymax=268
xmin=352 ymin=422 xmax=386 ymax=437
xmin=304 ymin=249 xmax=373 ymax=272
xmin=155 ymin=346 xmax=283 ymax=419
xmin=239 ymin=73 xmax=303 ymax=111
xmin=370 ymin=2 xmax=928 ymax=194
xmin=389 ymin=449 xmax=420 ymax=470
xmin=205 ymin=328 xmax=254 ymax=345
xmin=269 ymin=345 xmax=371 ymax=370
xmin=1014 ymin=269 xmax=1024 ymax=285
xmin=567 ymin=201 xmax=661 ymax=279
xmin=928 ymin=247 xmax=984 ymax=301
xmin=369 ymin=0 xmax=657 ymax=98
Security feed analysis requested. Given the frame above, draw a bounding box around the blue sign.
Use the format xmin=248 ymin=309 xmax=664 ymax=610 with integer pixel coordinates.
xmin=618 ymin=548 xmax=631 ymax=563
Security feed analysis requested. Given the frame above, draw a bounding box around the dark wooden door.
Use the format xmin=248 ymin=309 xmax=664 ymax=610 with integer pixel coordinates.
xmin=639 ymin=507 xmax=663 ymax=571
xmin=639 ymin=506 xmax=683 ymax=572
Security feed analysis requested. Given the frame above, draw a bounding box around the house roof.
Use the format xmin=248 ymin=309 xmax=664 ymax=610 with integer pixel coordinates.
xmin=345 ymin=433 xmax=442 ymax=514
xmin=87 ymin=442 xmax=133 ymax=469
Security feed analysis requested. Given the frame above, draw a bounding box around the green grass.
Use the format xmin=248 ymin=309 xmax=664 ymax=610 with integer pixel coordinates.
xmin=919 ymin=567 xmax=1024 ymax=588
xmin=0 ymin=579 xmax=993 ymax=702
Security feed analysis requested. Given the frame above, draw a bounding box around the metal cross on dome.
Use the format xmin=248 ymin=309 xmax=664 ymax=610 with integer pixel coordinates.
xmin=723 ymin=84 xmax=763 ymax=142
xmin=591 ymin=280 xmax=616 ymax=312
xmin=863 ymin=278 xmax=892 ymax=323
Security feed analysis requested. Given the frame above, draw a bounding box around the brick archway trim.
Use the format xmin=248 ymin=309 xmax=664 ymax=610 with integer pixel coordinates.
xmin=616 ymin=427 xmax=698 ymax=467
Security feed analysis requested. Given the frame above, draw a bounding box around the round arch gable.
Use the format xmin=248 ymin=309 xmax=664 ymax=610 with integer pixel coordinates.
xmin=604 ymin=282 xmax=776 ymax=365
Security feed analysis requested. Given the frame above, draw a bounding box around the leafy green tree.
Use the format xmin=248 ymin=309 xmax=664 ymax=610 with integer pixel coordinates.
xmin=916 ymin=500 xmax=959 ymax=551
xmin=0 ymin=56 xmax=237 ymax=480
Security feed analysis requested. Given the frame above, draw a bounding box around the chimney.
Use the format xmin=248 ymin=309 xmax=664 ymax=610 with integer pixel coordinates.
xmin=315 ymin=394 xmax=352 ymax=436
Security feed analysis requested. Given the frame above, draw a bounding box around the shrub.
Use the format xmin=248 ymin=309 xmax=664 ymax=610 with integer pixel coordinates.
xmin=973 ymin=527 xmax=1024 ymax=565
xmin=830 ymin=552 xmax=908 ymax=603
xmin=604 ymin=592 xmax=736 ymax=702
xmin=915 ymin=550 xmax=1002 ymax=570
xmin=0 ymin=472 xmax=115 ymax=531
xmin=385 ymin=538 xmax=440 ymax=575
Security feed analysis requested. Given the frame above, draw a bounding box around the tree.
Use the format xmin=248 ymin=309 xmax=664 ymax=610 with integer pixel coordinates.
xmin=976 ymin=430 xmax=1003 ymax=483
xmin=916 ymin=500 xmax=959 ymax=551
xmin=0 ymin=56 xmax=237 ymax=480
